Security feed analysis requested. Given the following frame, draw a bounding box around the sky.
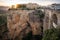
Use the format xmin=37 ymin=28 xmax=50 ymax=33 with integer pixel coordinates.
xmin=0 ymin=0 xmax=60 ymax=6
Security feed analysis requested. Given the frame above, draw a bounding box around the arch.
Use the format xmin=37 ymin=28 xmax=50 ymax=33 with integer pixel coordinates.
xmin=52 ymin=14 xmax=57 ymax=28
xmin=52 ymin=14 xmax=57 ymax=24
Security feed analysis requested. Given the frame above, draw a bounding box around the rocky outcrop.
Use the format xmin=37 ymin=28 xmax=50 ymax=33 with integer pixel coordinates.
xmin=7 ymin=10 xmax=44 ymax=40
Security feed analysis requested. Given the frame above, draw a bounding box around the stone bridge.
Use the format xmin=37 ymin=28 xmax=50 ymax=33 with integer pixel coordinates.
xmin=7 ymin=9 xmax=60 ymax=39
xmin=43 ymin=9 xmax=60 ymax=31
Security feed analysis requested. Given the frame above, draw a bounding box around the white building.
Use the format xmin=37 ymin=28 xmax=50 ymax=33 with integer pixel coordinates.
xmin=48 ymin=3 xmax=60 ymax=10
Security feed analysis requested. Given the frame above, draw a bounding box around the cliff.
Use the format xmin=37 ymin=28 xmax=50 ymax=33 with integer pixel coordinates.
xmin=7 ymin=9 xmax=44 ymax=40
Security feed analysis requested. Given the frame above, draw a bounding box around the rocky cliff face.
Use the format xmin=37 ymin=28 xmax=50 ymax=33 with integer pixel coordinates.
xmin=7 ymin=9 xmax=44 ymax=40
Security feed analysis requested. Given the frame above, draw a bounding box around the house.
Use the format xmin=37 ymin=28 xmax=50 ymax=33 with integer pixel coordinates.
xmin=49 ymin=3 xmax=60 ymax=10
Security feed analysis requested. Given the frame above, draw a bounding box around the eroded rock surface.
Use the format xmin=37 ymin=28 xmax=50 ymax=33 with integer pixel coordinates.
xmin=7 ymin=10 xmax=44 ymax=40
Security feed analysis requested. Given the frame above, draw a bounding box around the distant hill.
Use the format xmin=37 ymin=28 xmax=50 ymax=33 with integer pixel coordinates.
xmin=0 ymin=6 xmax=9 ymax=10
xmin=0 ymin=6 xmax=9 ymax=14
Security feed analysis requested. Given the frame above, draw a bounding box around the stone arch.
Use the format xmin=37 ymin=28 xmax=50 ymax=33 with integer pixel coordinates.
xmin=52 ymin=14 xmax=57 ymax=28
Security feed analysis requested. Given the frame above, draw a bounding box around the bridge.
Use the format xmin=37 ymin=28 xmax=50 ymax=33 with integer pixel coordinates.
xmin=6 ymin=8 xmax=60 ymax=39
xmin=43 ymin=9 xmax=60 ymax=31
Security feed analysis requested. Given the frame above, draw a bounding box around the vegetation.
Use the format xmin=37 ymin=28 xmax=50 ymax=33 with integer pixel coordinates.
xmin=0 ymin=14 xmax=8 ymax=40
xmin=0 ymin=14 xmax=7 ymax=25
xmin=42 ymin=28 xmax=60 ymax=40
xmin=35 ymin=10 xmax=44 ymax=19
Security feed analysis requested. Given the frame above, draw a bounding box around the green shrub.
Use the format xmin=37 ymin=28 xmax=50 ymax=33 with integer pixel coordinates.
xmin=0 ymin=14 xmax=7 ymax=25
xmin=35 ymin=10 xmax=44 ymax=19
xmin=42 ymin=28 xmax=60 ymax=40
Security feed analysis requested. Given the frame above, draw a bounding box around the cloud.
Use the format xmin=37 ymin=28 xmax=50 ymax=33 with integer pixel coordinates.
xmin=0 ymin=0 xmax=60 ymax=6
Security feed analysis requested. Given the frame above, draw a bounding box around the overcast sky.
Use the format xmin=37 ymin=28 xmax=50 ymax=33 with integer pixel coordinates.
xmin=0 ymin=0 xmax=60 ymax=6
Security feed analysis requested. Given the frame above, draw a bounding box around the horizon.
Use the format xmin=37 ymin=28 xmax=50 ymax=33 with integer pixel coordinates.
xmin=0 ymin=0 xmax=60 ymax=6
